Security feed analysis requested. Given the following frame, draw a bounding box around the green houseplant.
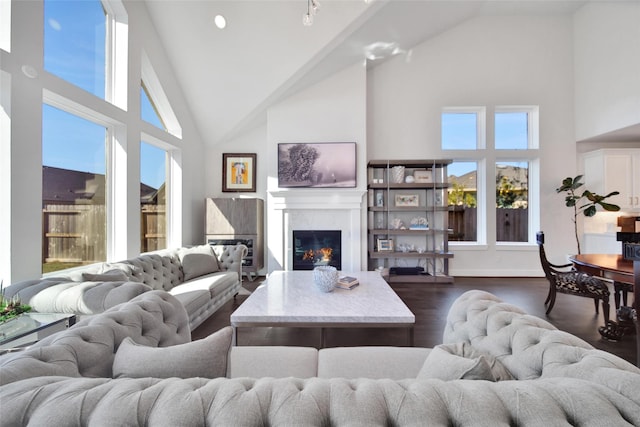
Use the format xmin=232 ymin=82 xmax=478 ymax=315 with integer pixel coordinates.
xmin=0 ymin=280 xmax=31 ymax=323
xmin=556 ymin=175 xmax=620 ymax=254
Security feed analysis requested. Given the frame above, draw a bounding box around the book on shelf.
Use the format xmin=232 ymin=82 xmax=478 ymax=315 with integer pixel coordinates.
xmin=336 ymin=276 xmax=359 ymax=290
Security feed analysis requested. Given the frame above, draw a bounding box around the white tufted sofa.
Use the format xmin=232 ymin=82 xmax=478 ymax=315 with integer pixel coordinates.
xmin=5 ymin=244 xmax=247 ymax=330
xmin=1 ymin=290 xmax=639 ymax=426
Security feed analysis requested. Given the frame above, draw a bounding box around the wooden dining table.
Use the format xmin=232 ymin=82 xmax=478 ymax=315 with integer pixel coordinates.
xmin=570 ymin=253 xmax=639 ymax=367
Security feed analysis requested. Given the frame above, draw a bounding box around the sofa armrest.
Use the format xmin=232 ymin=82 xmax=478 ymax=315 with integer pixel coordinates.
xmin=214 ymin=244 xmax=248 ymax=282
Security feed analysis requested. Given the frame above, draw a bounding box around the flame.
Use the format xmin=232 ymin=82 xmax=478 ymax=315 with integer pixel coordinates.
xmin=301 ymin=247 xmax=333 ymax=262
xmin=319 ymin=247 xmax=332 ymax=261
xmin=302 ymin=249 xmax=315 ymax=261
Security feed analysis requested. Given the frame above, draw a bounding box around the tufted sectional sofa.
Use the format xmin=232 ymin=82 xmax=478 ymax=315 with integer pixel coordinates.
xmin=4 ymin=244 xmax=247 ymax=330
xmin=1 ymin=289 xmax=639 ymax=425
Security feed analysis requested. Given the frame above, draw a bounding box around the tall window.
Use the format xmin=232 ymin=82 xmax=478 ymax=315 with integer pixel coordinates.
xmin=447 ymin=162 xmax=478 ymax=242
xmin=44 ymin=0 xmax=106 ymax=99
xmin=141 ymin=84 xmax=165 ymax=130
xmin=42 ymin=104 xmax=107 ymax=273
xmin=140 ymin=141 xmax=167 ymax=252
xmin=494 ymin=108 xmax=535 ymax=242
xmin=495 ymin=161 xmax=528 ymax=242
xmin=443 ymin=106 xmax=538 ymax=245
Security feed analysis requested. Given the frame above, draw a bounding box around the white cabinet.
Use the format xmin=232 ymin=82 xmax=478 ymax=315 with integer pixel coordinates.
xmin=583 ymin=149 xmax=640 ymax=211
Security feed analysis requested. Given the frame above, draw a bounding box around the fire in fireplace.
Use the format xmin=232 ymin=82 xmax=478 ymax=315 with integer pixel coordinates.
xmin=293 ymin=230 xmax=341 ymax=270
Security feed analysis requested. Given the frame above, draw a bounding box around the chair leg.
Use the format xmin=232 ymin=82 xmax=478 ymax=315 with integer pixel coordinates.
xmin=614 ymin=282 xmax=622 ymax=309
xmin=601 ymin=297 xmax=610 ymax=325
xmin=545 ymin=288 xmax=557 ymax=315
xmin=593 ymin=298 xmax=600 ymax=314
xmin=544 ymin=282 xmax=553 ymax=306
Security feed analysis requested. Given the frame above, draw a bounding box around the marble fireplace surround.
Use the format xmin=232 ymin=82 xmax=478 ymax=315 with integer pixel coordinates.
xmin=267 ymin=190 xmax=367 ymax=273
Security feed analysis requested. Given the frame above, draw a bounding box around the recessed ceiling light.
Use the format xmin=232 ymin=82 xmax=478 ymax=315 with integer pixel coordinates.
xmin=214 ymin=14 xmax=226 ymax=29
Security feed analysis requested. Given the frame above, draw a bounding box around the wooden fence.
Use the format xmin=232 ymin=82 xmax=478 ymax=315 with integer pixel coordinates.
xmin=141 ymin=206 xmax=166 ymax=252
xmin=43 ymin=204 xmax=106 ymax=263
xmin=42 ymin=204 xmax=166 ymax=264
xmin=449 ymin=207 xmax=528 ymax=242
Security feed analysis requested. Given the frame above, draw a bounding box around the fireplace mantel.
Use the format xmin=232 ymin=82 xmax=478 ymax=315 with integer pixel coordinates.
xmin=267 ymin=190 xmax=366 ymax=272
xmin=269 ymin=190 xmax=365 ymax=210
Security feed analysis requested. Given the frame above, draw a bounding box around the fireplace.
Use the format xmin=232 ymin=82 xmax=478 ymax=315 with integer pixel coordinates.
xmin=293 ymin=230 xmax=341 ymax=270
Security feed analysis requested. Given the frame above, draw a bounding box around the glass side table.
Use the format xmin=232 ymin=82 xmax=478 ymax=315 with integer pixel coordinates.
xmin=0 ymin=312 xmax=76 ymax=352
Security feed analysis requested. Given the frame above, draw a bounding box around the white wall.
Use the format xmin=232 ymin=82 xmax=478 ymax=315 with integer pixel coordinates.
xmin=574 ymin=2 xmax=640 ymax=142
xmin=266 ymin=63 xmax=368 ymax=272
xmin=368 ymin=15 xmax=575 ymax=275
xmin=1 ymin=0 xmax=206 ymax=282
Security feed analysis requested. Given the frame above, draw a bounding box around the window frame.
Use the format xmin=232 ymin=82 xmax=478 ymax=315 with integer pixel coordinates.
xmin=442 ymin=106 xmax=540 ymax=247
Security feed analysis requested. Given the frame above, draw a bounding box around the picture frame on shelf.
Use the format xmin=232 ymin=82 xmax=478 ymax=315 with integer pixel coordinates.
xmin=395 ymin=194 xmax=419 ymax=207
xmin=377 ymin=238 xmax=394 ymax=252
xmin=222 ymin=153 xmax=256 ymax=192
xmin=413 ymin=170 xmax=433 ymax=183
xmin=376 ymin=192 xmax=384 ymax=207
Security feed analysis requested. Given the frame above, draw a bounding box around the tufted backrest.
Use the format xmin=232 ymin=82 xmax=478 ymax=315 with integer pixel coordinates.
xmin=1 ymin=376 xmax=639 ymax=426
xmin=444 ymin=290 xmax=640 ymax=406
xmin=0 ymin=291 xmax=190 ymax=386
xmin=211 ymin=244 xmax=248 ymax=281
xmin=124 ymin=253 xmax=183 ymax=291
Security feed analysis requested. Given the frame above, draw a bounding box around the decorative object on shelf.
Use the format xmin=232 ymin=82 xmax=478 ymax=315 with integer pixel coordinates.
xmin=413 ymin=170 xmax=432 ymax=183
xmin=312 ymin=266 xmax=338 ymax=292
xmin=397 ymin=243 xmax=415 ymax=253
xmin=277 ymin=142 xmax=356 ymax=188
xmin=391 ymin=166 xmax=405 ymax=183
xmin=222 ymin=153 xmax=257 ymax=192
xmin=410 ymin=217 xmax=428 ymax=230
xmin=390 ymin=218 xmax=405 ymax=229
xmin=556 ymin=175 xmax=620 ymax=254
xmin=395 ymin=194 xmax=419 ymax=207
xmin=405 ymin=175 xmax=415 ymax=184
xmin=376 ymin=192 xmax=384 ymax=207
xmin=377 ymin=238 xmax=394 ymax=252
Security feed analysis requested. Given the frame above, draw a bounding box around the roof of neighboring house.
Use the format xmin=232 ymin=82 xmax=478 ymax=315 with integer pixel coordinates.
xmin=43 ymin=166 xmax=157 ymax=204
xmin=449 ymin=165 xmax=527 ymax=191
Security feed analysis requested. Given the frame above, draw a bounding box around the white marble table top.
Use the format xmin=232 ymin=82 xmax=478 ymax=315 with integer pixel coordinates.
xmin=231 ymin=271 xmax=415 ymax=327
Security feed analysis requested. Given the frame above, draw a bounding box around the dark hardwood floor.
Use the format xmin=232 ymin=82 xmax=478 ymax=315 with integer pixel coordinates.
xmin=192 ymin=276 xmax=637 ymax=366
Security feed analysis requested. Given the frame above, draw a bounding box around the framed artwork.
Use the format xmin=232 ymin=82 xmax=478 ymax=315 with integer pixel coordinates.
xmin=413 ymin=170 xmax=433 ymax=183
xmin=377 ymin=238 xmax=394 ymax=252
xmin=395 ymin=194 xmax=419 ymax=207
xmin=222 ymin=153 xmax=256 ymax=192
xmin=277 ymin=142 xmax=356 ymax=188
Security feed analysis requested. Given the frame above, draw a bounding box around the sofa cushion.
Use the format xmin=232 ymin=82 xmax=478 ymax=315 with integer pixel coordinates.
xmin=228 ymin=346 xmax=319 ymax=378
xmin=417 ymin=343 xmax=496 ymax=381
xmin=318 ymin=347 xmax=431 ymax=379
xmin=169 ymin=290 xmax=211 ymax=316
xmin=82 ymin=269 xmax=129 ymax=282
xmin=177 ymin=245 xmax=220 ymax=281
xmin=113 ymin=326 xmax=232 ymax=379
xmin=99 ymin=263 xmax=143 ymax=281
xmin=169 ymin=271 xmax=238 ymax=299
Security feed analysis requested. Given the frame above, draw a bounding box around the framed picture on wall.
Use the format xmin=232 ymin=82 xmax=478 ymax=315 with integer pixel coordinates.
xmin=277 ymin=142 xmax=356 ymax=188
xmin=222 ymin=153 xmax=256 ymax=192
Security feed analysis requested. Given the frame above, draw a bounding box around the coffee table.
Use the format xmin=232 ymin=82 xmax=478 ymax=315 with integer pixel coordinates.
xmin=0 ymin=312 xmax=76 ymax=352
xmin=230 ymin=270 xmax=415 ymax=347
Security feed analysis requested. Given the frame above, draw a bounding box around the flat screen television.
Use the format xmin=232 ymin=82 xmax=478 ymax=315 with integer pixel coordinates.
xmin=277 ymin=142 xmax=356 ymax=188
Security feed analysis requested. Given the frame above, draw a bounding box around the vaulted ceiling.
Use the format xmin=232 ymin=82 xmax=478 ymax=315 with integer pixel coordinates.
xmin=144 ymin=0 xmax=587 ymax=147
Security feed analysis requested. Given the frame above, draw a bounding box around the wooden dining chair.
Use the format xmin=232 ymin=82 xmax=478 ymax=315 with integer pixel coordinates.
xmin=536 ymin=231 xmax=611 ymax=325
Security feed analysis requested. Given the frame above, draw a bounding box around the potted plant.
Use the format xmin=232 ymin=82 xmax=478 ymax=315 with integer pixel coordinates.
xmin=556 ymin=175 xmax=620 ymax=254
xmin=0 ymin=280 xmax=31 ymax=323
